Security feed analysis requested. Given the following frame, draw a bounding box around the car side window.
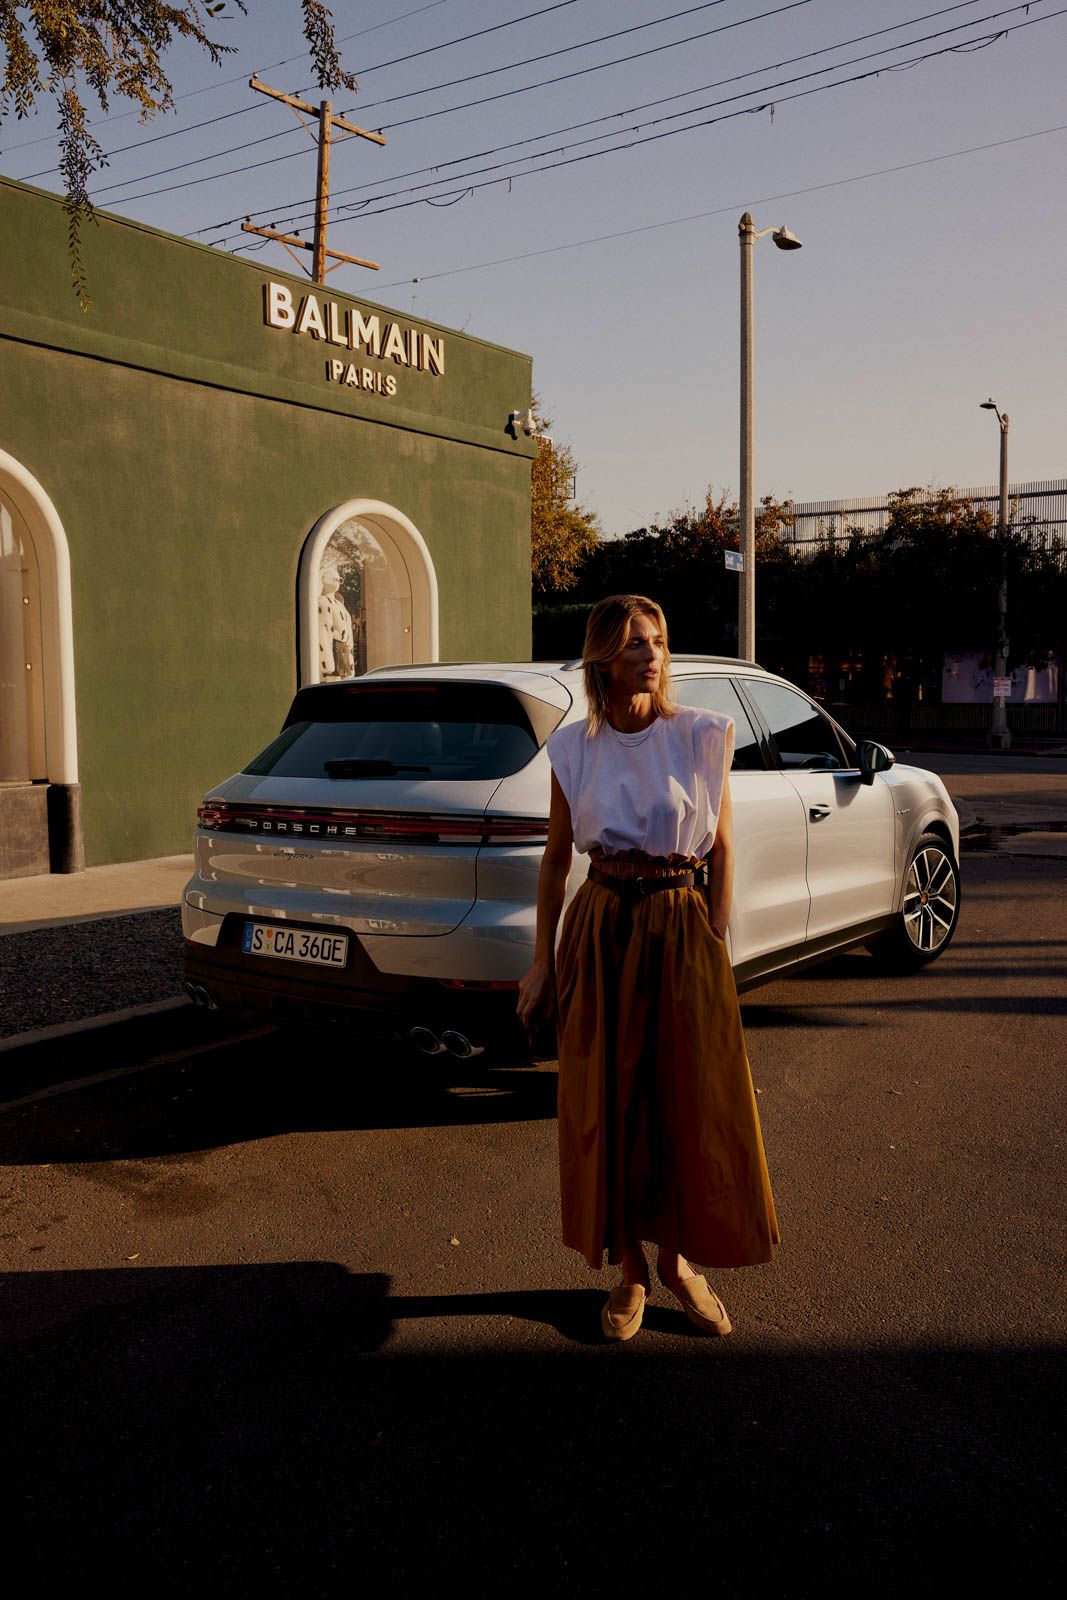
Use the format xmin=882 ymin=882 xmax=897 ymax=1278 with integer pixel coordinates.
xmin=671 ymin=677 xmax=764 ymax=770
xmin=741 ymin=681 xmax=846 ymax=771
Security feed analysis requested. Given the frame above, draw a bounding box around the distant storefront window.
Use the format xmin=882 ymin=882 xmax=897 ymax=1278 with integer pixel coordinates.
xmin=942 ymin=650 xmax=1060 ymax=704
xmin=317 ymin=516 xmax=414 ymax=680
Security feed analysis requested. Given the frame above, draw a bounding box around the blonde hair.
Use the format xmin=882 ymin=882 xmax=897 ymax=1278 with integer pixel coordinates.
xmin=582 ymin=594 xmax=677 ymax=736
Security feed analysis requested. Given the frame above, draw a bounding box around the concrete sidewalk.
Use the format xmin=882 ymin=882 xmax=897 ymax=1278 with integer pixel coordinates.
xmin=0 ymin=855 xmax=193 ymax=936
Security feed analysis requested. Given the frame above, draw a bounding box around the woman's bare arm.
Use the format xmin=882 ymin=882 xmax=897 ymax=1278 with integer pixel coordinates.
xmin=517 ymin=772 xmax=573 ymax=1028
xmin=706 ymin=773 xmax=734 ymax=939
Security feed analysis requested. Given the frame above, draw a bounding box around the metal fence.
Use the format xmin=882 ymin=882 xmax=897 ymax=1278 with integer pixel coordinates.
xmin=786 ymin=478 xmax=1067 ymax=558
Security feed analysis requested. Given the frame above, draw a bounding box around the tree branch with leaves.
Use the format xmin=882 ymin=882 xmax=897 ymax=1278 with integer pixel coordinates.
xmin=529 ymin=399 xmax=600 ymax=598
xmin=0 ymin=1 xmax=355 ymax=307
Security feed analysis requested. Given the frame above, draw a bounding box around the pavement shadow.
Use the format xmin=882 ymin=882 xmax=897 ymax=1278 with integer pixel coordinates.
xmin=0 ymin=1032 xmax=559 ymax=1165
xmin=739 ymin=1002 xmax=857 ymax=1031
xmin=1 ymin=1262 xmax=1061 ymax=1589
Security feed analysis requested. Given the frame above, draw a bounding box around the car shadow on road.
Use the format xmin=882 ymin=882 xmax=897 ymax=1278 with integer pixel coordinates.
xmin=1 ymin=1261 xmax=1061 ymax=1588
xmin=739 ymin=1001 xmax=856 ymax=1030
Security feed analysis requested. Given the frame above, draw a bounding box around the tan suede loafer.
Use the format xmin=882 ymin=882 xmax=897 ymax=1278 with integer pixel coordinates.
xmin=663 ymin=1273 xmax=732 ymax=1336
xmin=601 ymin=1284 xmax=647 ymax=1342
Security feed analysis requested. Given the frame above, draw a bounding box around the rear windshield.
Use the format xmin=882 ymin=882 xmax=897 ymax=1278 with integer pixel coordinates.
xmin=243 ymin=681 xmax=565 ymax=781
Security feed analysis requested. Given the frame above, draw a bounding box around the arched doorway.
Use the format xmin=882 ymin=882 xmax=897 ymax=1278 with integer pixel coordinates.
xmin=298 ymin=500 xmax=438 ymax=685
xmin=0 ymin=450 xmax=81 ymax=875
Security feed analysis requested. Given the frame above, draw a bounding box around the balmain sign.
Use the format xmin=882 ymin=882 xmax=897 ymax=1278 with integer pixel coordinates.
xmin=263 ymin=281 xmax=445 ymax=398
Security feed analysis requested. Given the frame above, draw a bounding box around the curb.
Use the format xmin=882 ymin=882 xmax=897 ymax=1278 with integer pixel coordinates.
xmin=0 ymin=999 xmax=272 ymax=1113
xmin=0 ymin=995 xmax=192 ymax=1057
xmin=889 ymin=743 xmax=1067 ymax=759
xmin=0 ymin=903 xmax=183 ymax=938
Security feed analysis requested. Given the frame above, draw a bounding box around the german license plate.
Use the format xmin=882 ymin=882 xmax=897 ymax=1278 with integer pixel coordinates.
xmin=242 ymin=922 xmax=348 ymax=967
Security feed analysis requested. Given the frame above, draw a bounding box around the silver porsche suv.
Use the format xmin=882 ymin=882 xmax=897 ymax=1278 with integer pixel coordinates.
xmin=182 ymin=659 xmax=961 ymax=1055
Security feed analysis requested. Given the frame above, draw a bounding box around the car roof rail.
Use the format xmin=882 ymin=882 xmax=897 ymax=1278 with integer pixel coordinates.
xmin=672 ymin=654 xmax=763 ymax=668
xmin=558 ymin=654 xmax=763 ymax=670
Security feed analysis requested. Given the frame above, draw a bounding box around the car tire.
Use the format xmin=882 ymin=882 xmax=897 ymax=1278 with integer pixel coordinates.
xmin=867 ymin=830 xmax=961 ymax=970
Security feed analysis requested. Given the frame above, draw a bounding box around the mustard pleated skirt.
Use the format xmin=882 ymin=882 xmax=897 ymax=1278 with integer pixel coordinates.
xmin=555 ymin=852 xmax=780 ymax=1271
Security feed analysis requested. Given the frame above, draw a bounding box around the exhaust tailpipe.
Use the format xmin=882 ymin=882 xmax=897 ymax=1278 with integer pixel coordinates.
xmin=440 ymin=1029 xmax=485 ymax=1060
xmin=409 ymin=1026 xmax=447 ymax=1056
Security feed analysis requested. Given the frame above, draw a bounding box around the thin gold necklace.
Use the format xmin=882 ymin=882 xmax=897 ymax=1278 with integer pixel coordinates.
xmin=605 ymin=716 xmax=658 ymax=744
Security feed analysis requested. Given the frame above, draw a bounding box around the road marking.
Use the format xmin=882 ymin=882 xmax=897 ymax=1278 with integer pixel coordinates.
xmin=0 ymin=1024 xmax=277 ymax=1117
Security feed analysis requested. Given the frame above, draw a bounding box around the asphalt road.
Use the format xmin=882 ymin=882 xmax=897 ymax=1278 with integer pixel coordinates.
xmin=2 ymin=826 xmax=1064 ymax=1589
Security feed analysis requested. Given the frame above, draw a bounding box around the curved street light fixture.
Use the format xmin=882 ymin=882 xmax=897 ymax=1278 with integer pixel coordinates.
xmin=738 ymin=213 xmax=803 ymax=662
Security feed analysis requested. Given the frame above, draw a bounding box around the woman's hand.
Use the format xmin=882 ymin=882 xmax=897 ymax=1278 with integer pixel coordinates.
xmin=517 ymin=958 xmax=555 ymax=1031
xmin=518 ymin=773 xmax=572 ymax=1034
xmin=704 ymin=772 xmax=735 ymax=943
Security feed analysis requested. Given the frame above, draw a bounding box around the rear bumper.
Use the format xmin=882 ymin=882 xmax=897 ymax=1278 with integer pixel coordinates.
xmin=182 ymin=914 xmax=527 ymax=1045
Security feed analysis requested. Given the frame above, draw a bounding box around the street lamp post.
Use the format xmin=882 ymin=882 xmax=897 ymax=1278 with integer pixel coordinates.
xmin=738 ymin=212 xmax=802 ymax=662
xmin=980 ymin=398 xmax=1011 ymax=750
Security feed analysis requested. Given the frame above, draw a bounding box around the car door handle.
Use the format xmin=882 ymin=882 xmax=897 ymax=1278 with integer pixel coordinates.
xmin=809 ymin=805 xmax=832 ymax=821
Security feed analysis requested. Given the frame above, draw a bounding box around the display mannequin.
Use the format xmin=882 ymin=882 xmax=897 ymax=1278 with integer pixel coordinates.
xmin=318 ymin=566 xmax=355 ymax=679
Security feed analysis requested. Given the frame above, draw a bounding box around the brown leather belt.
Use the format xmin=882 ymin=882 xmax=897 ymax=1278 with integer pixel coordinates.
xmin=587 ymin=863 xmax=707 ymax=902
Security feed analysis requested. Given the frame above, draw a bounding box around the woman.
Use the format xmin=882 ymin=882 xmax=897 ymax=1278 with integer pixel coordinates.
xmin=517 ymin=594 xmax=779 ymax=1341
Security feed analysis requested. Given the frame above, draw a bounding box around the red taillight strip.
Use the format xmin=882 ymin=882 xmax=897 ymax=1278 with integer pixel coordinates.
xmin=196 ymin=802 xmax=547 ymax=844
xmin=480 ymin=817 xmax=551 ymax=841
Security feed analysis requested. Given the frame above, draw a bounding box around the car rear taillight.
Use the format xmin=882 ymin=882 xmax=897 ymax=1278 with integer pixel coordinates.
xmin=478 ymin=818 xmax=550 ymax=845
xmin=195 ymin=802 xmax=548 ymax=846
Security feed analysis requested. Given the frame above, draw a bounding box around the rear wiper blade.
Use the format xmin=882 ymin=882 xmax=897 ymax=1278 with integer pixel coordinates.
xmin=323 ymin=758 xmax=431 ymax=777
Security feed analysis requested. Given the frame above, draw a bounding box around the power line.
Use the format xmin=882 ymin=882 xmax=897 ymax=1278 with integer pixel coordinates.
xmin=74 ymin=0 xmax=758 ymax=199
xmin=345 ymin=0 xmax=736 ymax=112
xmin=31 ymin=0 xmax=1056 ymax=224
xmin=204 ymin=0 xmax=995 ymax=236
xmin=73 ymin=0 xmax=819 ymax=206
xmin=0 ymin=0 xmax=470 ymax=154
xmin=12 ymin=0 xmax=587 ymax=183
xmin=31 ymin=0 xmax=745 ymax=197
xmin=370 ymin=0 xmax=981 ymax=131
xmin=208 ymin=1 xmax=1058 ymax=244
xmin=336 ymin=0 xmax=586 ymax=79
xmin=94 ymin=0 xmax=978 ymax=205
xmin=332 ymin=6 xmax=1067 ymax=227
xmin=19 ymin=104 xmax=279 ymax=187
xmin=366 ymin=122 xmax=1067 ymax=288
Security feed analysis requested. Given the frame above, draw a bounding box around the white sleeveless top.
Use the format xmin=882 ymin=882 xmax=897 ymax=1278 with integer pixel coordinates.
xmin=546 ymin=707 xmax=735 ymax=858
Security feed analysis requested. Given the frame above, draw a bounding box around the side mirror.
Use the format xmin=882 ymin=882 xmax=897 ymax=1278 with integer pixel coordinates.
xmin=856 ymin=740 xmax=895 ymax=786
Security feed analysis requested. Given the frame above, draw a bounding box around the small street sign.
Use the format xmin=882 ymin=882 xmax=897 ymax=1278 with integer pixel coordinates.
xmin=993 ymin=676 xmax=1012 ymax=698
xmin=724 ymin=549 xmax=744 ymax=573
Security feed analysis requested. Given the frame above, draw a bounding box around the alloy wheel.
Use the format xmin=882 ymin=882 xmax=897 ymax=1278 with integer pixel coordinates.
xmin=902 ymin=844 xmax=958 ymax=953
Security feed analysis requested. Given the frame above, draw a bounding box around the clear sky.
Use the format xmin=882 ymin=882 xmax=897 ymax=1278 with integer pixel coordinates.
xmin=5 ymin=0 xmax=1065 ymax=535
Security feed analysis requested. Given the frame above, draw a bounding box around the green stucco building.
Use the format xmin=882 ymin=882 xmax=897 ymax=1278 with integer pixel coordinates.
xmin=0 ymin=177 xmax=535 ymax=877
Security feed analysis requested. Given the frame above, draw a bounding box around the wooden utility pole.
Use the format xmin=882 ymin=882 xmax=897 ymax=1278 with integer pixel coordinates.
xmin=241 ymin=76 xmax=386 ymax=281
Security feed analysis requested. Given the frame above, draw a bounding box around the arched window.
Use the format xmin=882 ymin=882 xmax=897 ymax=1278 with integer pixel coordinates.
xmin=0 ymin=450 xmax=80 ymax=872
xmin=298 ymin=500 xmax=438 ymax=685
xmin=0 ymin=493 xmax=46 ymax=782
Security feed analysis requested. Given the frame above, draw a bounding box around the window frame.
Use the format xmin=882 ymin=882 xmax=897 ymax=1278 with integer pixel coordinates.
xmin=733 ymin=676 xmax=857 ymax=775
xmin=669 ymin=670 xmax=771 ymax=773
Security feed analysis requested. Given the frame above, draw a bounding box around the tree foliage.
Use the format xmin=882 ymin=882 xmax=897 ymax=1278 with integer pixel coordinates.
xmin=533 ymin=482 xmax=1066 ymax=706
xmin=0 ymin=2 xmax=354 ymax=306
xmin=530 ymin=400 xmax=600 ymax=598
xmin=536 ymin=486 xmax=794 ymax=660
